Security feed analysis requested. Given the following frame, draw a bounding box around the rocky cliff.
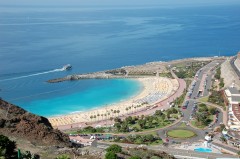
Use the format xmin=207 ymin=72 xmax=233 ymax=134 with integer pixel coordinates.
xmin=0 ymin=99 xmax=71 ymax=147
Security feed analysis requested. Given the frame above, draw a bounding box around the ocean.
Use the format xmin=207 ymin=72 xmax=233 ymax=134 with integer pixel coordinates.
xmin=0 ymin=4 xmax=239 ymax=116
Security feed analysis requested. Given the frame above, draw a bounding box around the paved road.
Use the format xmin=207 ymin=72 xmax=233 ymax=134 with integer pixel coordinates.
xmin=186 ymin=60 xmax=223 ymax=123
xmin=156 ymin=60 xmax=226 ymax=146
xmin=183 ymin=60 xmax=222 ymax=122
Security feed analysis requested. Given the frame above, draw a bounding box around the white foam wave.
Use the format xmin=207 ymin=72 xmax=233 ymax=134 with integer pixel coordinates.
xmin=0 ymin=68 xmax=64 ymax=82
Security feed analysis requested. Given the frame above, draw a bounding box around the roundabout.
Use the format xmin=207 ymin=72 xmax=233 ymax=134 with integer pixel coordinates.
xmin=167 ymin=129 xmax=196 ymax=139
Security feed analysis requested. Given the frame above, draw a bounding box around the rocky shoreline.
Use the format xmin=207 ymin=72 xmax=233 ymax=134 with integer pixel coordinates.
xmin=47 ymin=71 xmax=127 ymax=83
xmin=47 ymin=56 xmax=226 ymax=83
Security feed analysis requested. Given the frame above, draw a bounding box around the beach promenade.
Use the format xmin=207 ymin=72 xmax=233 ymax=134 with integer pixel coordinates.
xmin=49 ymin=75 xmax=186 ymax=130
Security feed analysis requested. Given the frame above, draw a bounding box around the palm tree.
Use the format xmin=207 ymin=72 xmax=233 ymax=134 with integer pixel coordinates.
xmin=104 ymin=114 xmax=107 ymax=120
xmin=117 ymin=110 xmax=120 ymax=117
xmin=113 ymin=110 xmax=117 ymax=117
xmin=93 ymin=115 xmax=96 ymax=121
xmin=138 ymin=105 xmax=142 ymax=111
xmin=101 ymin=114 xmax=103 ymax=120
xmin=90 ymin=115 xmax=93 ymax=122
xmin=128 ymin=106 xmax=132 ymax=114
xmin=125 ymin=108 xmax=129 ymax=114
xmin=97 ymin=114 xmax=100 ymax=121
xmin=110 ymin=117 xmax=113 ymax=121
xmin=131 ymin=105 xmax=134 ymax=113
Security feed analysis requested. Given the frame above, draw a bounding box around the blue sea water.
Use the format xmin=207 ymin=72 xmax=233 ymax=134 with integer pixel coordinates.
xmin=14 ymin=79 xmax=142 ymax=116
xmin=0 ymin=5 xmax=239 ymax=116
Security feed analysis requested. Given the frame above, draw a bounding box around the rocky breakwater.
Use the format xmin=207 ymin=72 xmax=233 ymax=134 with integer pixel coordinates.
xmin=47 ymin=69 xmax=128 ymax=83
xmin=0 ymin=99 xmax=71 ymax=147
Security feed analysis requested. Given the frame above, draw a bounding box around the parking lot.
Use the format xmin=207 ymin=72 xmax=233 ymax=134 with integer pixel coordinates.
xmin=181 ymin=60 xmax=223 ymax=123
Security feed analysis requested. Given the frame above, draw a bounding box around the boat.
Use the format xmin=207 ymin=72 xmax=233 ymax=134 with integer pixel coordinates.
xmin=62 ymin=64 xmax=72 ymax=70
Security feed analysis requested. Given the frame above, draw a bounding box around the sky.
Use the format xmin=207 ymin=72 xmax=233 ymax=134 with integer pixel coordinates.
xmin=1 ymin=0 xmax=240 ymax=6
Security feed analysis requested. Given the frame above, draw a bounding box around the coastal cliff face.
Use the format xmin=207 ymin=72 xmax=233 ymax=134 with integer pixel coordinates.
xmin=0 ymin=99 xmax=70 ymax=147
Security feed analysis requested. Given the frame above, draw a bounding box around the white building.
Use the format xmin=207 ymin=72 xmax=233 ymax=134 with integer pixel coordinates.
xmin=224 ymin=86 xmax=240 ymax=131
xmin=225 ymin=86 xmax=240 ymax=104
xmin=223 ymin=86 xmax=240 ymax=149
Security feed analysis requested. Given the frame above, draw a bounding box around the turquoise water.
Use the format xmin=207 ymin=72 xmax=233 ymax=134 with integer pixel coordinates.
xmin=194 ymin=148 xmax=212 ymax=153
xmin=15 ymin=79 xmax=142 ymax=117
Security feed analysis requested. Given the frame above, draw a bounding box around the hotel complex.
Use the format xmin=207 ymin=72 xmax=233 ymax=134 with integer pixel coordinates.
xmin=223 ymin=85 xmax=240 ymax=148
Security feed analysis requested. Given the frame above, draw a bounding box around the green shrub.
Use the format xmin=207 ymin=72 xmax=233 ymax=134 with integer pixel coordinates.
xmin=56 ymin=154 xmax=70 ymax=159
xmin=105 ymin=152 xmax=117 ymax=159
xmin=209 ymin=107 xmax=217 ymax=115
xmin=106 ymin=144 xmax=122 ymax=153
xmin=150 ymin=156 xmax=161 ymax=159
xmin=129 ymin=156 xmax=141 ymax=159
xmin=214 ymin=67 xmax=221 ymax=80
xmin=0 ymin=135 xmax=16 ymax=158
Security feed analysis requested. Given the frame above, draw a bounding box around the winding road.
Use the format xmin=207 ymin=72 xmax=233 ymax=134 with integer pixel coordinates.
xmin=96 ymin=60 xmax=238 ymax=158
xmin=157 ymin=60 xmax=224 ymax=142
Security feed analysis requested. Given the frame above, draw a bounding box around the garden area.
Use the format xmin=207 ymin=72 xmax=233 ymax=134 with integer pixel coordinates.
xmin=65 ymin=126 xmax=105 ymax=134
xmin=113 ymin=108 xmax=181 ymax=133
xmin=207 ymin=66 xmax=225 ymax=108
xmin=191 ymin=103 xmax=216 ymax=129
xmin=65 ymin=108 xmax=181 ymax=135
xmin=158 ymin=72 xmax=173 ymax=78
xmin=167 ymin=129 xmax=196 ymax=139
xmin=172 ymin=61 xmax=210 ymax=79
xmin=214 ymin=67 xmax=225 ymax=88
xmin=113 ymin=133 xmax=162 ymax=145
xmin=208 ymin=90 xmax=225 ymax=107
xmin=173 ymin=89 xmax=187 ymax=107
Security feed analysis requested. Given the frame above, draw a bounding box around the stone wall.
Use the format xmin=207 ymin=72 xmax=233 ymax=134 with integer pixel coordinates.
xmin=221 ymin=58 xmax=240 ymax=89
xmin=234 ymin=58 xmax=240 ymax=72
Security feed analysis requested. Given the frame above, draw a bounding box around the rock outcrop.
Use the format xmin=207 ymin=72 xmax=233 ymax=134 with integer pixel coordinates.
xmin=0 ymin=99 xmax=71 ymax=147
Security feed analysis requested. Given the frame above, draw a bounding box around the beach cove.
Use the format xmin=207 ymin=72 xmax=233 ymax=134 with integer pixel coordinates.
xmin=48 ymin=77 xmax=179 ymax=127
xmin=46 ymin=56 xmax=223 ymax=129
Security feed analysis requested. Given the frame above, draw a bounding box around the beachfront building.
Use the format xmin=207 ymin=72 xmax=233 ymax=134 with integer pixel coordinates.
xmin=222 ymin=86 xmax=240 ymax=149
xmin=224 ymin=86 xmax=240 ymax=131
xmin=69 ymin=135 xmax=97 ymax=147
xmin=225 ymin=86 xmax=240 ymax=104
xmin=204 ymin=135 xmax=213 ymax=148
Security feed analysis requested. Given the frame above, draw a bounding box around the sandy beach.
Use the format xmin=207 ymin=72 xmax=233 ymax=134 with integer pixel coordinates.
xmin=48 ymin=77 xmax=179 ymax=127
